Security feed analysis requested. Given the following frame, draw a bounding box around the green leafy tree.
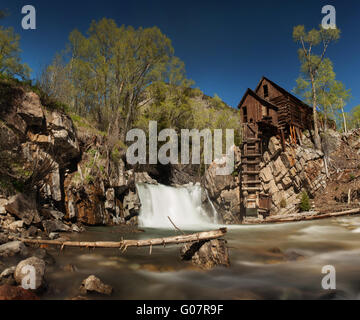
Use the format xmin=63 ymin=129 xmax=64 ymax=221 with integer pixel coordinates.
xmin=294 ymin=58 xmax=351 ymax=132
xmin=0 ymin=11 xmax=30 ymax=80
xmin=38 ymin=53 xmax=74 ymax=107
xmin=41 ymin=19 xmax=177 ymax=137
xmin=299 ymin=191 xmax=311 ymax=212
xmin=348 ymin=105 xmax=360 ymax=130
xmin=293 ymin=25 xmax=340 ymax=149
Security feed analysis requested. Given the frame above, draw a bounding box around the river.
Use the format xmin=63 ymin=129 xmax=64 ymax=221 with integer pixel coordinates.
xmin=41 ymin=215 xmax=360 ymax=300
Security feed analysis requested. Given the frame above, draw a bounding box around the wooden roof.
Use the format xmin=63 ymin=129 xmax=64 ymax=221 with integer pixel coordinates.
xmin=255 ymin=76 xmax=312 ymax=112
xmin=237 ymin=88 xmax=278 ymax=110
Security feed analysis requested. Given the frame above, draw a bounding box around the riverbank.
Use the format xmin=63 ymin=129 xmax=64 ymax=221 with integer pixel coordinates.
xmin=243 ymin=207 xmax=360 ymax=224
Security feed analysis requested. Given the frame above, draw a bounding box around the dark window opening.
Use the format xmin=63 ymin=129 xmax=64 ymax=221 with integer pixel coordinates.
xmin=263 ymin=85 xmax=269 ymax=98
xmin=243 ymin=106 xmax=247 ymax=122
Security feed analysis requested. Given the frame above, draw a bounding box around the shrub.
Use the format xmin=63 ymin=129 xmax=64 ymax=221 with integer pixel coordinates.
xmin=299 ymin=191 xmax=311 ymax=212
xmin=280 ymin=198 xmax=287 ymax=208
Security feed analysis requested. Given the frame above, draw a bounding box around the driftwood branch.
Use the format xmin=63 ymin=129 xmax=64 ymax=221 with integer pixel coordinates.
xmin=16 ymin=228 xmax=227 ymax=250
xmin=167 ymin=216 xmax=185 ymax=235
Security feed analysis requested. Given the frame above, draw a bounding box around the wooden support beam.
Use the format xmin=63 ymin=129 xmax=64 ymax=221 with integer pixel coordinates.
xmin=242 ymin=187 xmax=262 ymax=191
xmin=295 ymin=127 xmax=302 ymax=145
xmin=280 ymin=129 xmax=286 ymax=151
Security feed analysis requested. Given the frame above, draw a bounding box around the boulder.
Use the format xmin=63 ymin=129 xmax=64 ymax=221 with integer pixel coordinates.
xmin=0 ymin=266 xmax=16 ymax=279
xmin=42 ymin=220 xmax=71 ymax=234
xmin=79 ymin=275 xmax=113 ymax=295
xmin=40 ymin=208 xmax=64 ymax=220
xmin=134 ymin=172 xmax=158 ymax=185
xmin=64 ymin=182 xmax=111 ymax=225
xmin=0 ymin=198 xmax=8 ymax=215
xmin=123 ymin=191 xmax=141 ymax=224
xmin=17 ymin=91 xmax=44 ymax=127
xmin=0 ymin=241 xmax=28 ymax=257
xmin=22 ymin=225 xmax=38 ymax=238
xmin=0 ymin=85 xmax=28 ymax=134
xmin=46 ymin=111 xmax=80 ymax=163
xmin=0 ymin=233 xmax=8 ymax=245
xmin=180 ymin=239 xmax=230 ymax=270
xmin=5 ymin=193 xmax=41 ymax=225
xmin=8 ymin=220 xmax=24 ymax=232
xmin=0 ymin=284 xmax=39 ymax=300
xmin=14 ymin=257 xmax=46 ymax=291
xmin=49 ymin=232 xmax=59 ymax=240
xmin=268 ymin=136 xmax=282 ymax=158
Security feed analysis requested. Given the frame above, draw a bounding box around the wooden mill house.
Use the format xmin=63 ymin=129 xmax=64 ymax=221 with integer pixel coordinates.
xmin=237 ymin=77 xmax=313 ymax=217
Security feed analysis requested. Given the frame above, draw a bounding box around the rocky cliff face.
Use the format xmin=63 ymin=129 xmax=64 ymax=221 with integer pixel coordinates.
xmin=204 ymin=133 xmax=331 ymax=222
xmin=203 ymin=146 xmax=242 ymax=224
xmin=0 ymin=81 xmax=149 ymax=239
xmin=259 ymin=135 xmax=326 ymax=215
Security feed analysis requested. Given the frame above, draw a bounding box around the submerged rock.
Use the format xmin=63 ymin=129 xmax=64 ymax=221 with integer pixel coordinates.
xmin=180 ymin=239 xmax=230 ymax=270
xmin=62 ymin=264 xmax=78 ymax=273
xmin=79 ymin=275 xmax=113 ymax=296
xmin=33 ymin=248 xmax=56 ymax=265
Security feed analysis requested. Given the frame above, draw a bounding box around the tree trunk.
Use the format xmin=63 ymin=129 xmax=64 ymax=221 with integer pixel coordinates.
xmin=243 ymin=208 xmax=360 ymax=224
xmin=15 ymin=228 xmax=228 ymax=250
xmin=310 ymin=74 xmax=321 ymax=150
xmin=121 ymin=94 xmax=134 ymax=143
xmin=341 ymin=101 xmax=347 ymax=133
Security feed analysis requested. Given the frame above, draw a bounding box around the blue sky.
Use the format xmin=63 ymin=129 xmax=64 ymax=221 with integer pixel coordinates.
xmin=1 ymin=0 xmax=359 ymax=112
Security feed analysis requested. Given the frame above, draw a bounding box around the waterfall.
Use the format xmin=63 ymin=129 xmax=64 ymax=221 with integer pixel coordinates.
xmin=136 ymin=183 xmax=219 ymax=230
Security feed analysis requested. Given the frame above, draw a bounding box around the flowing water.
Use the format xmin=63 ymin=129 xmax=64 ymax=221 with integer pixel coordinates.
xmin=136 ymin=183 xmax=219 ymax=229
xmin=36 ymin=184 xmax=360 ymax=300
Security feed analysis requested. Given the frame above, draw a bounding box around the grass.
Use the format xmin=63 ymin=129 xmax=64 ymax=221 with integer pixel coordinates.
xmin=70 ymin=112 xmax=106 ymax=137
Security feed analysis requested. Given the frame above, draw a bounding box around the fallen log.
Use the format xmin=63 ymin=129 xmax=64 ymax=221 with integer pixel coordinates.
xmin=16 ymin=228 xmax=227 ymax=252
xmin=252 ymin=207 xmax=360 ymax=224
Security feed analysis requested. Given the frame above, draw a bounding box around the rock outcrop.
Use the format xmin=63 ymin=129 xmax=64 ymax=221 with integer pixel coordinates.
xmin=204 ymin=146 xmax=242 ymax=224
xmin=180 ymin=239 xmax=230 ymax=270
xmin=259 ymin=136 xmax=326 ymax=215
xmin=5 ymin=193 xmax=41 ymax=225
